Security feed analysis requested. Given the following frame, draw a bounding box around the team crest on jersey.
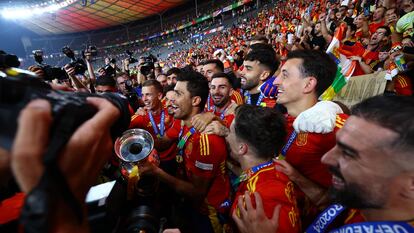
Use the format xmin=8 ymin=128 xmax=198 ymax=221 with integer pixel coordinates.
xmin=288 ymin=206 xmax=299 ymax=228
xmin=295 ymin=132 xmax=308 ymax=146
xmin=285 ymin=181 xmax=295 ymax=203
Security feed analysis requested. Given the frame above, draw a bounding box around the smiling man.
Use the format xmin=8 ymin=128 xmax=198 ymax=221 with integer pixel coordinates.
xmin=317 ymin=95 xmax=414 ymax=231
xmin=129 ymin=80 xmax=176 ymax=162
xmin=273 ymin=49 xmax=347 ymax=226
xmin=141 ymin=71 xmax=230 ymax=233
xmin=203 ymin=59 xmax=244 ymax=110
xmin=240 ymin=47 xmax=278 ymax=108
xmin=207 ymin=73 xmax=238 ymax=128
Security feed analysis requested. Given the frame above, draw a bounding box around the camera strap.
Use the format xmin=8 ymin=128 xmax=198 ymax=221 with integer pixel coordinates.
xmin=20 ymin=110 xmax=85 ymax=232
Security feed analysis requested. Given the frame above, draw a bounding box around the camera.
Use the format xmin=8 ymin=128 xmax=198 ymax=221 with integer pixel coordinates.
xmin=0 ymin=50 xmax=20 ymax=68
xmin=126 ymin=50 xmax=138 ymax=64
xmin=99 ymin=64 xmax=116 ymax=78
xmin=123 ymin=79 xmax=140 ymax=111
xmin=139 ymin=55 xmax=156 ymax=77
xmin=32 ymin=50 xmax=68 ymax=81
xmin=86 ymin=45 xmax=98 ymax=57
xmin=0 ymin=67 xmax=131 ymax=151
xmin=62 ymin=46 xmax=87 ymax=75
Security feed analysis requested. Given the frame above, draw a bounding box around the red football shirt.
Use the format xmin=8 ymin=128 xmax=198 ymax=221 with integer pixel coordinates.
xmin=283 ymin=114 xmax=348 ymax=226
xmin=369 ymin=20 xmax=385 ymax=35
xmin=167 ymin=124 xmax=231 ymax=213
xmin=231 ymin=162 xmax=301 ymax=233
xmin=208 ymin=102 xmax=237 ymax=128
xmin=284 ymin=114 xmax=348 ymax=188
xmin=130 ymin=108 xmax=176 ymax=161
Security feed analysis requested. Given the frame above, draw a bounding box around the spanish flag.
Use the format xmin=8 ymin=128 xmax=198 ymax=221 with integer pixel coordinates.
xmin=320 ymin=24 xmax=357 ymax=100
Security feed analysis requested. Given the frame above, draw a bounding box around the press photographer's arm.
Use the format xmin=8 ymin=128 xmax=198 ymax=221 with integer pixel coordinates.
xmin=6 ymin=97 xmax=120 ymax=233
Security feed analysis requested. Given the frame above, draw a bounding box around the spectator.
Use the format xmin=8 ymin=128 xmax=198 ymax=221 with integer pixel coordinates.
xmin=166 ymin=67 xmax=181 ymax=86
xmin=95 ymin=74 xmax=118 ymax=93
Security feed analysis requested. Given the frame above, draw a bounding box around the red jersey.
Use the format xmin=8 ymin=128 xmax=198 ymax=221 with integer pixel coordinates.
xmin=166 ymin=123 xmax=231 ymax=214
xmin=283 ymin=114 xmax=348 ymax=226
xmin=369 ymin=20 xmax=385 ymax=35
xmin=231 ymin=90 xmax=244 ymax=105
xmin=395 ymin=75 xmax=413 ymax=96
xmin=231 ymin=162 xmax=300 ymax=233
xmin=130 ymin=109 xmax=176 ymax=161
xmin=284 ymin=114 xmax=348 ymax=188
xmin=208 ymin=101 xmax=237 ymax=128
xmin=0 ymin=193 xmax=25 ymax=224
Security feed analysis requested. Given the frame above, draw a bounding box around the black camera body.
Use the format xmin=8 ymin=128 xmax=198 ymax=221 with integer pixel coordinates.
xmin=0 ymin=68 xmax=131 ymax=151
xmin=62 ymin=46 xmax=87 ymax=75
xmin=126 ymin=50 xmax=138 ymax=64
xmin=86 ymin=45 xmax=98 ymax=57
xmin=0 ymin=50 xmax=20 ymax=68
xmin=123 ymin=79 xmax=141 ymax=111
xmin=139 ymin=56 xmax=155 ymax=76
xmin=33 ymin=50 xmax=68 ymax=81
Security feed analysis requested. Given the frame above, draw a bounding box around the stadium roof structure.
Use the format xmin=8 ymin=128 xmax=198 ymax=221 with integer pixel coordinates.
xmin=0 ymin=0 xmax=187 ymax=35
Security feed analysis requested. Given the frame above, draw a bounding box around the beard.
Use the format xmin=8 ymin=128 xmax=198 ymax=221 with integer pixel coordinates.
xmin=241 ymin=78 xmax=258 ymax=91
xmin=213 ymin=95 xmax=229 ymax=108
xmin=328 ymin=166 xmax=385 ymax=209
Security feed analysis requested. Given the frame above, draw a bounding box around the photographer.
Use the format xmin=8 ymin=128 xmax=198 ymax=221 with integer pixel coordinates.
xmin=84 ymin=47 xmax=97 ymax=84
xmin=0 ymin=97 xmax=121 ymax=232
xmin=116 ymin=72 xmax=142 ymax=111
xmin=139 ymin=56 xmax=156 ymax=80
xmin=63 ymin=64 xmax=90 ymax=93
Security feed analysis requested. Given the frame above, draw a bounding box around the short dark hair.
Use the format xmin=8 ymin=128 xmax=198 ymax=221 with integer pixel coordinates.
xmin=203 ymin=59 xmax=224 ymax=72
xmin=249 ymin=43 xmax=274 ymax=52
xmin=286 ymin=49 xmax=337 ymax=97
xmin=339 ymin=5 xmax=348 ymax=10
xmin=166 ymin=67 xmax=181 ymax=76
xmin=142 ymin=79 xmax=163 ymax=93
xmin=163 ymin=84 xmax=175 ymax=95
xmin=377 ymin=26 xmax=391 ymax=37
xmin=96 ymin=74 xmax=116 ymax=87
xmin=244 ymin=47 xmax=279 ymax=75
xmin=346 ymin=22 xmax=357 ymax=32
xmin=234 ymin=105 xmax=286 ymax=158
xmin=351 ymin=96 xmax=414 ymax=152
xmin=250 ymin=34 xmax=268 ymax=44
xmin=176 ymin=70 xmax=209 ymax=110
xmin=211 ymin=72 xmax=232 ymax=85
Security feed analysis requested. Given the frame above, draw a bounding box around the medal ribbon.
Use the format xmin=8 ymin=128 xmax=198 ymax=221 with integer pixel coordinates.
xmin=245 ymin=91 xmax=265 ymax=106
xmin=233 ymin=160 xmax=274 ymax=188
xmin=277 ymin=131 xmax=297 ymax=160
xmin=148 ymin=110 xmax=165 ymax=137
xmin=213 ymin=102 xmax=231 ymax=120
xmin=306 ymin=203 xmax=414 ymax=233
xmin=177 ymin=125 xmax=196 ymax=155
xmin=207 ymin=94 xmax=212 ymax=111
xmin=328 ymin=221 xmax=414 ymax=233
xmin=305 ymin=204 xmax=346 ymax=233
